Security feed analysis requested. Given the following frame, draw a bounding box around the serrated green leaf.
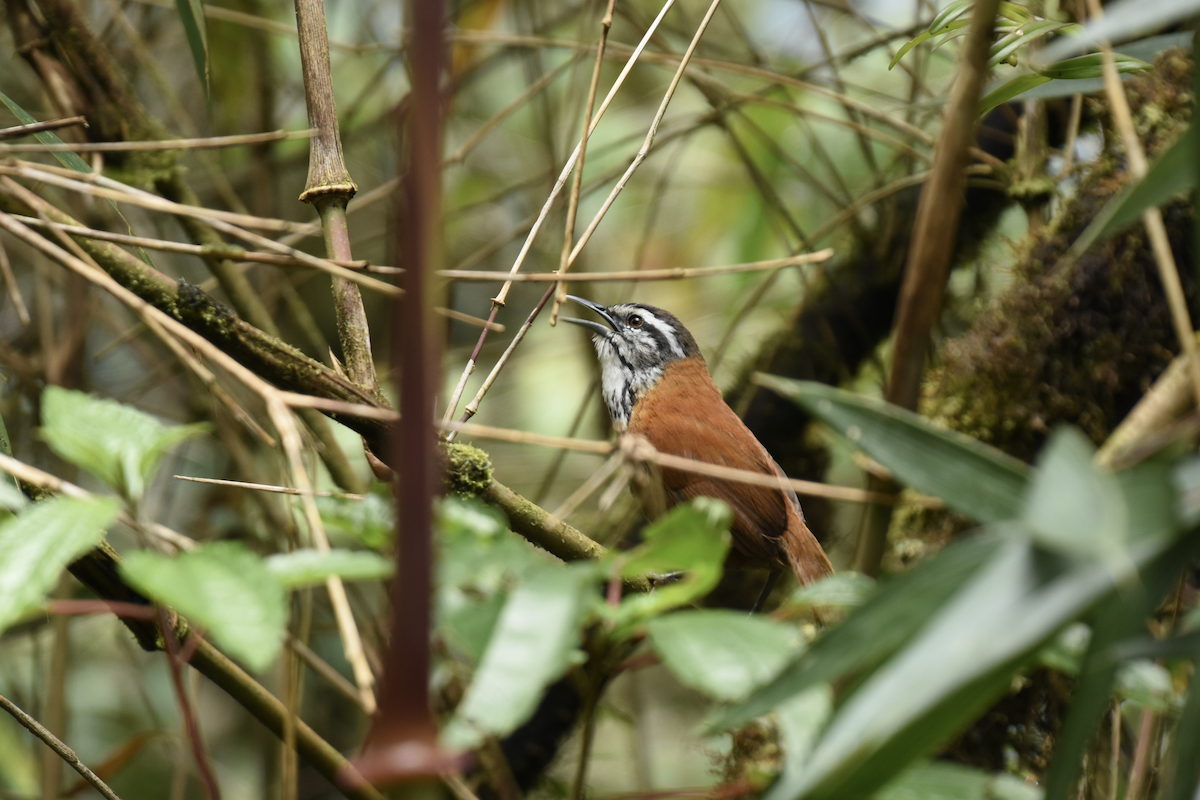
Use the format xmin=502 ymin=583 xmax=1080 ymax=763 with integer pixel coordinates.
xmin=120 ymin=541 xmax=287 ymax=672
xmin=755 ymin=376 xmax=1030 ymax=523
xmin=174 ymin=0 xmax=210 ymax=101
xmin=265 ymin=548 xmax=392 ymax=588
xmin=442 ymin=563 xmax=594 ymax=749
xmin=609 ymin=498 xmax=731 ymax=626
xmin=647 ymin=610 xmax=801 ymax=701
xmin=0 ymin=496 xmax=120 ymax=635
xmin=41 ymin=387 xmax=209 ymax=500
xmin=0 ymin=89 xmax=92 ymax=173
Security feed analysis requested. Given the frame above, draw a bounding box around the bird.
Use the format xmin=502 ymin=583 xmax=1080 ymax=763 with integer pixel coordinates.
xmin=562 ymin=296 xmax=832 ymax=606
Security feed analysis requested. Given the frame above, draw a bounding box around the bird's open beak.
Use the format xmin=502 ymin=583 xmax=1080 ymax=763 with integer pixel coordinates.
xmin=562 ymin=295 xmax=617 ymax=336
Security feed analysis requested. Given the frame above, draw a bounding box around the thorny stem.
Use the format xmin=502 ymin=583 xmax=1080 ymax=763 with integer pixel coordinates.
xmin=550 ymin=0 xmax=617 ymax=325
xmin=0 ymin=693 xmax=124 ymax=800
xmin=353 ymin=0 xmax=460 ymax=788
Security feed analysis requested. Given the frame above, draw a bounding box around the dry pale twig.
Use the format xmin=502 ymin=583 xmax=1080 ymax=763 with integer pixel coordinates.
xmin=0 ymin=210 xmax=379 ymax=717
xmin=441 ymin=420 xmax=930 ymax=506
xmin=0 ymin=694 xmax=124 ymax=800
xmin=550 ymin=0 xmax=617 ymax=325
xmin=174 ymin=474 xmax=364 ymax=500
xmin=0 ymin=115 xmax=88 ymax=139
xmin=441 ymin=249 xmax=834 ymax=282
xmin=0 ymin=451 xmax=197 ymax=552
xmin=0 ymin=128 xmax=315 ymax=153
xmin=12 ymin=214 xmax=372 ymax=269
xmin=440 ymin=0 xmax=680 ymax=426
xmin=564 ymin=0 xmax=725 ymax=269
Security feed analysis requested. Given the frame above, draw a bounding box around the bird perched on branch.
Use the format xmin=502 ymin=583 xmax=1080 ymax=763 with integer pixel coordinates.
xmin=563 ymin=296 xmax=832 ymax=607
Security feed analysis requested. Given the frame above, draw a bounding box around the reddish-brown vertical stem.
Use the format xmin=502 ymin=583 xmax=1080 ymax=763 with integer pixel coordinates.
xmin=351 ymin=0 xmax=461 ymax=789
xmin=854 ymin=0 xmax=1000 ymax=577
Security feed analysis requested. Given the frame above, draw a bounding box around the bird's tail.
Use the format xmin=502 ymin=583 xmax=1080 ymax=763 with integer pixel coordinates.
xmin=783 ymin=518 xmax=833 ymax=586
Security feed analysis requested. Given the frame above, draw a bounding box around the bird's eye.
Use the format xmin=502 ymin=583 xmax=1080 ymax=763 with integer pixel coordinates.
xmin=628 ymin=315 xmax=643 ymax=328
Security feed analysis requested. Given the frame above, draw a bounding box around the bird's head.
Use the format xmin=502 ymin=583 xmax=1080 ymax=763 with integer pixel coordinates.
xmin=563 ymin=296 xmax=700 ymax=427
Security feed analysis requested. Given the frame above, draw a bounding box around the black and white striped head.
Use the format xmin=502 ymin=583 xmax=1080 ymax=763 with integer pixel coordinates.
xmin=563 ymin=296 xmax=700 ymax=429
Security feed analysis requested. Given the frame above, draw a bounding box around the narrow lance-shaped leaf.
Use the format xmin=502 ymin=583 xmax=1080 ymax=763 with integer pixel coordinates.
xmin=174 ymin=0 xmax=210 ymax=102
xmin=1038 ymin=0 xmax=1200 ymax=62
xmin=120 ymin=541 xmax=288 ymax=673
xmin=754 ymin=376 xmax=1030 ymax=523
xmin=0 ymin=89 xmax=92 ymax=173
xmin=708 ymin=533 xmax=1003 ymax=732
xmin=764 ymin=536 xmax=1120 ymax=800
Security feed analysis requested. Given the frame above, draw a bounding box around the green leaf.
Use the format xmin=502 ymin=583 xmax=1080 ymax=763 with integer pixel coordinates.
xmin=1115 ymin=660 xmax=1178 ymax=712
xmin=440 ymin=593 xmax=506 ymax=666
xmin=708 ymin=532 xmax=1004 ymax=732
xmin=1163 ymin=622 xmax=1200 ymax=800
xmin=318 ymin=491 xmax=394 ymax=549
xmin=1095 ymin=126 xmax=1195 ymax=243
xmin=988 ymin=21 xmax=1074 ymax=68
xmin=928 ymin=0 xmax=972 ymax=35
xmin=41 ymin=387 xmax=209 ymax=500
xmin=787 ymin=573 xmax=875 ymax=611
xmin=762 ymin=537 xmax=1123 ymax=800
xmin=1043 ymin=532 xmax=1200 ymax=800
xmin=1039 ymin=0 xmax=1200 ymax=62
xmin=775 ymin=685 xmax=834 ymax=780
xmin=755 ymin=376 xmax=1030 ymax=523
xmin=1033 ymin=622 xmax=1091 ymax=675
xmin=1023 ymin=428 xmax=1126 ymax=560
xmin=609 ymin=498 xmax=731 ymax=626
xmin=876 ymin=762 xmax=1043 ymax=800
xmin=442 ymin=563 xmax=594 ymax=749
xmin=120 ymin=541 xmax=287 ymax=673
xmin=980 ymin=74 xmax=1052 ymax=117
xmin=1035 ymin=52 xmax=1151 ymax=80
xmin=0 ymin=496 xmax=120 ymax=635
xmin=647 ymin=610 xmax=802 ymax=701
xmin=0 ymin=89 xmax=92 ymax=173
xmin=174 ymin=0 xmax=210 ymax=101
xmin=265 ymin=549 xmax=393 ymax=588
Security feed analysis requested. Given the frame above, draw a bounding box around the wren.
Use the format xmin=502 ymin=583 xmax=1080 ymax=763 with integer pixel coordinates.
xmin=563 ymin=296 xmax=832 ymax=598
